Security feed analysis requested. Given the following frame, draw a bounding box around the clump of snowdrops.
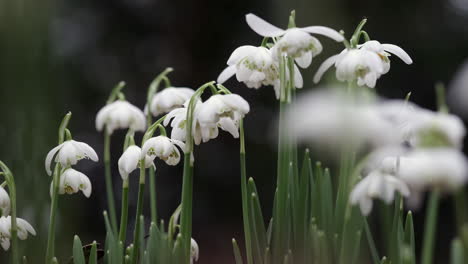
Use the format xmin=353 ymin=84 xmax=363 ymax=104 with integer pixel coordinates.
xmin=0 ymin=10 xmax=467 ymax=264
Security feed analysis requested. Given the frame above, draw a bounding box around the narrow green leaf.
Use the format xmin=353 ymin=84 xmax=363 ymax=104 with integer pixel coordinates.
xmin=73 ymin=235 xmax=85 ymax=264
xmin=451 ymin=238 xmax=464 ymax=264
xmin=88 ymin=241 xmax=98 ymax=264
xmin=232 ymin=238 xmax=244 ymax=264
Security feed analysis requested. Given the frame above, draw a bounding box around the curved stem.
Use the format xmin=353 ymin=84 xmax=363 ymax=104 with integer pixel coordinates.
xmin=104 ymin=131 xmax=118 ymax=234
xmin=107 ymin=81 xmax=126 ymax=104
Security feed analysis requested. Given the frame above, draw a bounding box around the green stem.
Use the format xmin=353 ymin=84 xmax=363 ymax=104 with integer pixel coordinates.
xmin=180 ymin=153 xmax=193 ymax=263
xmin=119 ymin=180 xmax=129 ymax=243
xmin=149 ymin=167 xmax=157 ymax=224
xmin=239 ymin=120 xmax=253 ymax=264
xmin=131 ymin=160 xmax=146 ymax=264
xmin=421 ymin=191 xmax=440 ymax=264
xmin=363 ymin=217 xmax=380 ymax=264
xmin=45 ymin=164 xmax=62 ymax=264
xmin=104 ymin=131 xmax=118 ymax=234
xmin=0 ymin=162 xmax=18 ymax=264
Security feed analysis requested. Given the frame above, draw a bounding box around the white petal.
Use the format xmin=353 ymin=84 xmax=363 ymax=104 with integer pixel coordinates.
xmin=245 ymin=13 xmax=285 ymax=37
xmin=227 ymin=46 xmax=258 ymax=65
xmin=1 ymin=238 xmax=10 ymax=250
xmin=313 ymin=54 xmax=340 ymax=84
xmin=217 ymin=65 xmax=237 ymax=84
xmin=300 ymin=26 xmax=344 ymax=42
xmin=219 ymin=118 xmax=239 ymax=138
xmin=293 ymin=65 xmax=303 ymax=88
xmin=382 ymin=44 xmax=413 ymax=64
xmin=74 ymin=141 xmax=99 ymax=162
xmin=17 ymin=218 xmax=36 ymax=236
xmin=359 ymin=198 xmax=373 ymax=216
xmin=45 ymin=143 xmax=63 ymax=176
xmin=295 ymin=51 xmax=312 ymax=69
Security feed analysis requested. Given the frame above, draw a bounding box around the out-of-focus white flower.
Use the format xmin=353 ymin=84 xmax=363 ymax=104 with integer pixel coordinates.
xmin=197 ymin=94 xmax=250 ymax=138
xmin=141 ymin=136 xmax=186 ymax=165
xmin=0 ymin=187 xmax=10 ymax=216
xmin=96 ymin=100 xmax=146 ymax=135
xmin=148 ymin=87 xmax=195 ymax=117
xmin=0 ymin=216 xmax=36 ymax=251
xmin=217 ymin=46 xmax=303 ymax=99
xmin=314 ymin=41 xmax=412 ymax=88
xmin=287 ymin=89 xmax=400 ymax=153
xmin=190 ymin=238 xmax=199 ymax=264
xmin=350 ymin=170 xmax=410 ymax=215
xmin=383 ymin=149 xmax=468 ymax=192
xmin=45 ymin=140 xmax=99 ymax=176
xmin=448 ymin=60 xmax=468 ymax=118
xmin=118 ymin=146 xmax=154 ymax=180
xmin=245 ymin=13 xmax=343 ymax=68
xmin=314 ymin=49 xmax=384 ymax=88
xmin=55 ymin=168 xmax=92 ymax=198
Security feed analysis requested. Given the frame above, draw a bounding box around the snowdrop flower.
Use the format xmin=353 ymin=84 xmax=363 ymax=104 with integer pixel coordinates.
xmin=383 ymin=149 xmax=468 ymax=192
xmin=118 ymin=146 xmax=154 ymax=180
xmin=164 ymin=102 xmax=218 ymax=145
xmin=197 ymin=94 xmax=250 ymax=138
xmin=141 ymin=136 xmax=186 ymax=166
xmin=45 ymin=140 xmax=98 ymax=176
xmin=360 ymin=40 xmax=413 ymax=74
xmin=0 ymin=216 xmax=36 ymax=251
xmin=287 ymin=89 xmax=400 ymax=154
xmin=217 ymin=46 xmax=303 ymax=99
xmin=350 ymin=170 xmax=410 ymax=215
xmin=55 ymin=168 xmax=92 ymax=198
xmin=0 ymin=187 xmax=9 ymax=216
xmin=148 ymin=87 xmax=195 ymax=117
xmin=190 ymin=238 xmax=199 ymax=264
xmin=314 ymin=40 xmax=412 ymax=88
xmin=96 ymin=100 xmax=146 ymax=135
xmin=314 ymin=48 xmax=384 ymax=88
xmin=245 ymin=13 xmax=344 ymax=68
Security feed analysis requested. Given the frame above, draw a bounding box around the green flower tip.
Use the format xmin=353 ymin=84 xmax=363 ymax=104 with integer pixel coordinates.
xmin=251 ymin=193 xmax=257 ymax=198
xmin=248 ymin=177 xmax=254 ymax=183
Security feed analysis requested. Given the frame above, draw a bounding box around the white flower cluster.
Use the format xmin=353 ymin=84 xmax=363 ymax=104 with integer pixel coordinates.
xmin=288 ymin=89 xmax=468 ymax=215
xmin=218 ymin=13 xmax=343 ymax=99
xmin=45 ymin=139 xmax=99 ymax=198
xmin=0 ymin=186 xmax=35 ymax=250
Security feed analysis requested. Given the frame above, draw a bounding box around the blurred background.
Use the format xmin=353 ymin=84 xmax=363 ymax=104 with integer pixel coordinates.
xmin=1 ymin=0 xmax=468 ymax=262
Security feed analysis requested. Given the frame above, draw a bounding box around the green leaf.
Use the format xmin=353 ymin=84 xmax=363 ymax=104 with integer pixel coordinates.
xmin=232 ymin=238 xmax=244 ymax=264
xmin=88 ymin=241 xmax=98 ymax=264
xmin=73 ymin=235 xmax=85 ymax=264
xmin=404 ymin=211 xmax=415 ymax=264
xmin=451 ymin=238 xmax=464 ymax=264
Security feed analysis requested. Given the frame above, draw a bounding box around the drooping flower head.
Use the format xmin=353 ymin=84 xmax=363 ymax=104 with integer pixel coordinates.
xmin=118 ymin=145 xmax=154 ymax=180
xmin=314 ymin=40 xmax=412 ymax=88
xmin=350 ymin=169 xmax=410 ymax=216
xmin=0 ymin=187 xmax=10 ymax=216
xmin=197 ymin=94 xmax=250 ymax=138
xmin=45 ymin=139 xmax=99 ymax=176
xmin=0 ymin=216 xmax=36 ymax=251
xmin=217 ymin=46 xmax=303 ymax=99
xmin=54 ymin=168 xmax=92 ymax=198
xmin=190 ymin=238 xmax=199 ymax=264
xmin=148 ymin=87 xmax=195 ymax=117
xmin=141 ymin=136 xmax=186 ymax=166
xmin=96 ymin=100 xmax=146 ymax=135
xmin=245 ymin=13 xmax=344 ymax=68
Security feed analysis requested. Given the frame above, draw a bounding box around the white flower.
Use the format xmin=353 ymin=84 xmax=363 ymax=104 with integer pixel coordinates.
xmin=0 ymin=216 xmax=36 ymax=251
xmin=141 ymin=136 xmax=186 ymax=166
xmin=382 ymin=149 xmax=468 ymax=192
xmin=350 ymin=170 xmax=410 ymax=215
xmin=190 ymin=238 xmax=199 ymax=264
xmin=118 ymin=146 xmax=154 ymax=180
xmin=164 ymin=102 xmax=218 ymax=145
xmin=314 ymin=41 xmax=412 ymax=88
xmin=45 ymin=140 xmax=99 ymax=176
xmin=148 ymin=87 xmax=195 ymax=117
xmin=245 ymin=13 xmax=344 ymax=68
xmin=217 ymin=46 xmax=303 ymax=99
xmin=96 ymin=100 xmax=146 ymax=135
xmin=360 ymin=40 xmax=413 ymax=74
xmin=55 ymin=168 xmax=92 ymax=198
xmin=197 ymin=94 xmax=250 ymax=138
xmin=0 ymin=187 xmax=10 ymax=216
